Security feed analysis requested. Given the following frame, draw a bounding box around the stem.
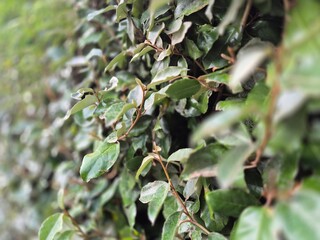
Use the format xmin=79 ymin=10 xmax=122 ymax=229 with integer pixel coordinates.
xmin=64 ymin=209 xmax=89 ymax=240
xmin=241 ymin=0 xmax=252 ymax=29
xmin=152 ymin=137 xmax=210 ymax=235
xmin=248 ymin=48 xmax=282 ymax=168
xmin=118 ymin=86 xmax=146 ymax=141
xmin=194 ymin=59 xmax=208 ymax=74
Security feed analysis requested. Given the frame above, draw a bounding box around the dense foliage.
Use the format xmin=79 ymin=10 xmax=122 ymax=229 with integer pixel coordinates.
xmin=2 ymin=0 xmax=320 ymax=239
xmin=0 ymin=0 xmax=75 ymax=239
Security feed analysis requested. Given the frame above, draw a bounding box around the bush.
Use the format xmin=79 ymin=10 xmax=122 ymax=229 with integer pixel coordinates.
xmin=13 ymin=0 xmax=320 ymax=239
xmin=0 ymin=0 xmax=75 ymax=239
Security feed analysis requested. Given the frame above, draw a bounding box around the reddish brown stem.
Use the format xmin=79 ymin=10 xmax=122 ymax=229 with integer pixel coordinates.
xmin=152 ymin=137 xmax=210 ymax=235
xmin=118 ymin=86 xmax=146 ymax=141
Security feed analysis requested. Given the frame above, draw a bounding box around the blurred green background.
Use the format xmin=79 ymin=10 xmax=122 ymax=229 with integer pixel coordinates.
xmin=0 ymin=0 xmax=75 ymax=238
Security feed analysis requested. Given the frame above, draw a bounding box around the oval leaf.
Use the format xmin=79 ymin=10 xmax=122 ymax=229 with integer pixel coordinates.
xmin=65 ymin=95 xmax=97 ymax=120
xmin=206 ymin=189 xmax=260 ymax=218
xmin=148 ymin=66 xmax=187 ymax=89
xmin=232 ymin=207 xmax=274 ymax=240
xmin=80 ymin=141 xmax=120 ymax=182
xmin=136 ymin=155 xmax=154 ymax=180
xmin=161 ymin=212 xmax=181 ymax=240
xmin=166 ymin=79 xmax=201 ymax=100
xmin=39 ymin=213 xmax=64 ymax=240
xmin=139 ymin=180 xmax=170 ymax=224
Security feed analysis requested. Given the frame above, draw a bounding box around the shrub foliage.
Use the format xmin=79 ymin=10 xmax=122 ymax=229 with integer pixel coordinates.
xmin=39 ymin=0 xmax=320 ymax=239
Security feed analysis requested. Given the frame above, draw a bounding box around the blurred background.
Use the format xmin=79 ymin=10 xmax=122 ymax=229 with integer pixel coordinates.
xmin=0 ymin=0 xmax=76 ymax=238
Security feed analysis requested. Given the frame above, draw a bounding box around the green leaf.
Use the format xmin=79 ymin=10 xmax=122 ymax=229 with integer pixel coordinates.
xmin=208 ymin=121 xmax=251 ymax=147
xmin=177 ymin=57 xmax=188 ymax=76
xmin=301 ymin=176 xmax=320 ymax=192
xmin=135 ymin=155 xmax=154 ymax=180
xmin=71 ymin=88 xmax=94 ymax=100
xmin=130 ymin=46 xmax=154 ymax=62
xmin=128 ymin=115 xmax=153 ymax=137
xmin=148 ymin=66 xmax=187 ymax=88
xmin=171 ymin=22 xmax=192 ymax=46
xmin=147 ymin=23 xmax=165 ymax=45
xmin=87 ymin=5 xmax=116 ymax=21
xmin=263 ymin=151 xmax=299 ymax=192
xmin=139 ymin=180 xmax=170 ymax=224
xmin=230 ymin=44 xmax=272 ymax=93
xmin=53 ymin=230 xmax=75 ymax=240
xmin=116 ymin=2 xmax=127 ymax=22
xmin=275 ymin=190 xmax=320 ymax=240
xmin=202 ymin=26 xmax=241 ymax=69
xmin=192 ymin=108 xmax=245 ymax=143
xmin=149 ymin=0 xmax=171 ymax=30
xmin=104 ymin=52 xmax=126 ymax=73
xmin=208 ymin=232 xmax=228 ymax=240
xmin=198 ymin=72 xmax=230 ymax=87
xmin=201 ymin=204 xmax=228 ymax=232
xmin=274 ymin=90 xmax=306 ymax=122
xmin=181 ymin=143 xmax=227 ymax=179
xmin=105 ymin=102 xmax=135 ymax=126
xmin=86 ymin=48 xmax=103 ymax=60
xmin=99 ymin=178 xmax=120 ymax=207
xmin=57 ymin=188 xmax=65 ymax=210
xmin=167 ymin=148 xmax=194 ymax=162
xmin=38 ymin=213 xmax=64 ymax=240
xmin=161 ymin=212 xmax=181 ymax=240
xmin=217 ymin=0 xmax=245 ymax=35
xmin=65 ymin=95 xmax=97 ymax=120
xmin=149 ymin=0 xmax=171 ymax=15
xmin=104 ymin=102 xmax=126 ymax=125
xmin=166 ymin=78 xmax=200 ymax=100
xmin=174 ymin=0 xmax=209 ymax=19
xmin=190 ymin=230 xmax=202 ymax=240
xmin=280 ymin=0 xmax=320 ymax=96
xmin=144 ymin=92 xmax=167 ymax=110
xmin=232 ymin=207 xmax=274 ymax=240
xmin=184 ymin=38 xmax=203 ymax=60
xmin=163 ymin=195 xmax=179 ymax=219
xmin=88 ymin=8 xmax=113 ymax=22
xmin=124 ymin=203 xmax=137 ymax=229
xmin=183 ymin=178 xmax=199 ymax=200
xmin=165 ymin=17 xmax=183 ymax=34
xmin=206 ymin=189 xmax=260 ymax=217
xmin=80 ymin=141 xmax=120 ymax=182
xmin=119 ymin=169 xmax=137 ymax=207
xmin=197 ymin=24 xmax=219 ymax=54
xmin=217 ymin=143 xmax=255 ymax=188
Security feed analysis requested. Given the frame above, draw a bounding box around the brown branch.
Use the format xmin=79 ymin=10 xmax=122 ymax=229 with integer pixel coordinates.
xmin=144 ymin=39 xmax=163 ymax=52
xmin=241 ymin=0 xmax=252 ymax=29
xmin=63 ymin=209 xmax=89 ymax=240
xmin=194 ymin=59 xmax=208 ymax=74
xmin=118 ymin=85 xmax=147 ymax=141
xmin=152 ymin=135 xmax=210 ymax=235
xmin=247 ymin=48 xmax=282 ymax=168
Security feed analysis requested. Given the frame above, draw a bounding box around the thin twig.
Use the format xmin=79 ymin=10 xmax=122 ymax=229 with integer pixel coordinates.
xmin=194 ymin=59 xmax=208 ymax=74
xmin=64 ymin=209 xmax=89 ymax=240
xmin=241 ymin=0 xmax=252 ymax=29
xmin=152 ymin=136 xmax=210 ymax=235
xmin=248 ymin=48 xmax=282 ymax=168
xmin=118 ymin=85 xmax=147 ymax=141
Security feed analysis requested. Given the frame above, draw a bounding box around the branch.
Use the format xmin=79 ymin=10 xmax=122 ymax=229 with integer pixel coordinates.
xmin=152 ymin=135 xmax=210 ymax=235
xmin=241 ymin=0 xmax=252 ymax=29
xmin=118 ymin=85 xmax=147 ymax=141
xmin=63 ymin=209 xmax=89 ymax=240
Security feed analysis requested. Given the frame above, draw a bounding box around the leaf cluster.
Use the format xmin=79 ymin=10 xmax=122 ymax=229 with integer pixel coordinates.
xmin=39 ymin=0 xmax=320 ymax=240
